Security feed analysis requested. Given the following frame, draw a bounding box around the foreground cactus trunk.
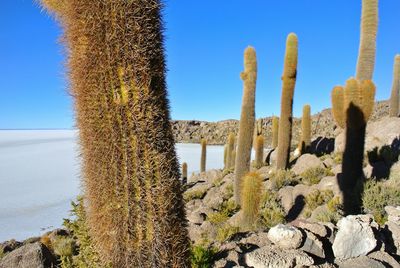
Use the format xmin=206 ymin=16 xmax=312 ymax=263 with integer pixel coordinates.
xmin=389 ymin=55 xmax=400 ymax=117
xmin=234 ymin=47 xmax=257 ymax=205
xmin=276 ymin=33 xmax=298 ymax=169
xmin=331 ymin=78 xmax=375 ymax=215
xmin=200 ymin=139 xmax=207 ymax=172
xmin=41 ymin=1 xmax=190 ymax=266
xmin=356 ymin=0 xmax=378 ymax=81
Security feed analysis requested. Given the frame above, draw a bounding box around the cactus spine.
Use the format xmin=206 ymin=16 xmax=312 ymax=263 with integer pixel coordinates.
xmin=356 ymin=0 xmax=378 ymax=81
xmin=241 ymin=172 xmax=263 ymax=230
xmin=41 ymin=1 xmax=190 ymax=266
xmin=234 ymin=46 xmax=257 ymax=205
xmin=200 ymin=139 xmax=207 ymax=172
xmin=254 ymin=135 xmax=264 ymax=168
xmin=271 ymin=116 xmax=279 ymax=149
xmin=276 ymin=33 xmax=298 ymax=169
xmin=226 ymin=133 xmax=236 ymax=169
xmin=182 ymin=162 xmax=188 ymax=184
xmin=299 ymin=105 xmax=311 ymax=154
xmin=331 ymin=78 xmax=376 ymax=215
xmin=389 ymin=55 xmax=400 ymax=117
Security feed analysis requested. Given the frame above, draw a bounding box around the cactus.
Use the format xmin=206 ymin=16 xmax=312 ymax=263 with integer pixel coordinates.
xmin=41 ymin=1 xmax=190 ymax=266
xmin=182 ymin=162 xmax=188 ymax=184
xmin=276 ymin=33 xmax=298 ymax=170
xmin=299 ymin=105 xmax=311 ymax=154
xmin=234 ymin=46 xmax=257 ymax=204
xmin=253 ymin=119 xmax=263 ymax=149
xmin=226 ymin=133 xmax=236 ymax=169
xmin=223 ymin=144 xmax=228 ymax=169
xmin=254 ymin=135 xmax=264 ymax=168
xmin=241 ymin=172 xmax=263 ymax=230
xmin=201 ymin=139 xmax=207 ymax=173
xmin=356 ymin=0 xmax=378 ymax=81
xmin=389 ymin=55 xmax=400 ymax=117
xmin=271 ymin=116 xmax=279 ymax=149
xmin=331 ymin=78 xmax=376 ymax=215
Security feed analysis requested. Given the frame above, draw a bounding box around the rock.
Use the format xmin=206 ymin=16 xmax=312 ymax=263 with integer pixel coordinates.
xmin=292 ymin=184 xmax=313 ymax=202
xmin=291 ymin=219 xmax=328 ymax=238
xmin=278 ymin=186 xmax=294 ymax=213
xmin=383 ymin=221 xmax=400 ymax=255
xmin=0 ymin=242 xmax=57 ymax=268
xmin=364 ymin=117 xmax=400 ymax=152
xmin=331 ymin=165 xmax=341 ymax=175
xmin=368 ymin=251 xmax=400 ymax=268
xmin=337 ymin=256 xmax=385 ymax=268
xmin=317 ymin=176 xmax=341 ymax=196
xmin=332 ymin=215 xmax=378 ymax=260
xmin=363 ymin=164 xmax=374 ymax=179
xmin=239 ymin=232 xmax=271 ymax=248
xmin=292 ymin=154 xmax=324 ymax=175
xmin=300 ymin=230 xmax=325 ymax=258
xmin=187 ymin=208 xmax=207 ymax=225
xmin=267 ymin=224 xmax=304 ymax=249
xmin=202 ymin=187 xmax=224 ymax=210
xmin=245 ymin=245 xmax=314 ymax=268
xmin=322 ymin=157 xmax=334 ymax=168
xmin=385 ymin=206 xmax=400 ymax=224
xmin=0 ymin=240 xmax=22 ymax=254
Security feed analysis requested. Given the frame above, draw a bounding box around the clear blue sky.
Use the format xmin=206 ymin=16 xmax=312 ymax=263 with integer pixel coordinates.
xmin=0 ymin=0 xmax=399 ymax=129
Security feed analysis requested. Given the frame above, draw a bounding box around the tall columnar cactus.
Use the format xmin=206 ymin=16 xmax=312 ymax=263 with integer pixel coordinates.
xmin=299 ymin=105 xmax=311 ymax=154
xmin=234 ymin=47 xmax=257 ymax=204
xmin=356 ymin=0 xmax=378 ymax=81
xmin=253 ymin=119 xmax=263 ymax=149
xmin=223 ymin=144 xmax=228 ymax=169
xmin=200 ymin=139 xmax=207 ymax=173
xmin=226 ymin=133 xmax=236 ymax=169
xmin=182 ymin=162 xmax=188 ymax=184
xmin=331 ymin=78 xmax=376 ymax=215
xmin=241 ymin=172 xmax=263 ymax=230
xmin=41 ymin=1 xmax=190 ymax=266
xmin=276 ymin=33 xmax=298 ymax=170
xmin=271 ymin=116 xmax=279 ymax=149
xmin=389 ymin=55 xmax=400 ymax=117
xmin=254 ymin=135 xmax=264 ymax=168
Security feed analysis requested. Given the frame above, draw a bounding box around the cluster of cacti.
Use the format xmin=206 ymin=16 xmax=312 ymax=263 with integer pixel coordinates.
xmin=41 ymin=0 xmax=190 ymax=267
xmin=182 ymin=162 xmax=188 ymax=184
xmin=276 ymin=33 xmax=298 ymax=170
xmin=271 ymin=116 xmax=279 ymax=149
xmin=389 ymin=55 xmax=400 ymax=117
xmin=298 ymin=104 xmax=311 ymax=154
xmin=356 ymin=0 xmax=378 ymax=81
xmin=240 ymin=172 xmax=263 ymax=229
xmin=234 ymin=47 xmax=258 ymax=204
xmin=200 ymin=139 xmax=207 ymax=172
xmin=254 ymin=135 xmax=264 ymax=168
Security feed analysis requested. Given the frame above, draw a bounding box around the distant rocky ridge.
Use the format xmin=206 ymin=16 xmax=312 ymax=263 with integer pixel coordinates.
xmin=171 ymin=100 xmax=390 ymax=146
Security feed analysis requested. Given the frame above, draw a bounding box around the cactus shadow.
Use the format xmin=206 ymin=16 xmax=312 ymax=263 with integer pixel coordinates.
xmin=285 ymin=195 xmax=305 ymax=222
xmin=310 ymin=137 xmax=335 ymax=156
xmin=367 ymin=137 xmax=400 ymax=180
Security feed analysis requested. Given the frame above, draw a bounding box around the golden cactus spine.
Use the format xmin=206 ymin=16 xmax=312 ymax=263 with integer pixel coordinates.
xmin=182 ymin=162 xmax=188 ymax=184
xmin=271 ymin=116 xmax=279 ymax=149
xmin=356 ymin=0 xmax=378 ymax=81
xmin=276 ymin=33 xmax=298 ymax=169
xmin=299 ymin=104 xmax=311 ymax=153
xmin=254 ymin=135 xmax=264 ymax=168
xmin=241 ymin=172 xmax=263 ymax=230
xmin=200 ymin=139 xmax=207 ymax=172
xmin=226 ymin=133 xmax=236 ymax=169
xmin=41 ymin=1 xmax=190 ymax=266
xmin=389 ymin=55 xmax=400 ymax=117
xmin=234 ymin=47 xmax=257 ymax=204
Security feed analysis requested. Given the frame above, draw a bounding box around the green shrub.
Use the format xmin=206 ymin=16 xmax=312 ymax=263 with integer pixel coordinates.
xmin=269 ymin=169 xmax=298 ymax=190
xmin=363 ymin=178 xmax=400 ymax=225
xmin=0 ymin=249 xmax=4 ymax=260
xmin=190 ymin=245 xmax=218 ymax=268
xmin=216 ymin=225 xmax=240 ymax=242
xmin=207 ymin=212 xmax=229 ymax=225
xmin=53 ymin=236 xmax=75 ymax=268
xmin=300 ymin=167 xmax=332 ymax=185
xmin=314 ymin=208 xmax=341 ymax=224
xmin=184 ymin=189 xmax=208 ymax=202
xmin=305 ymin=190 xmax=334 ymax=210
xmin=260 ymin=190 xmax=286 ymax=228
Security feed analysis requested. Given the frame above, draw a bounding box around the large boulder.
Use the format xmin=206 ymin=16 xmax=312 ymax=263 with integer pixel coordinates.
xmin=245 ymin=245 xmax=314 ymax=268
xmin=385 ymin=206 xmax=400 ymax=224
xmin=332 ymin=215 xmax=378 ymax=260
xmin=0 ymin=240 xmax=22 ymax=254
xmin=383 ymin=221 xmax=400 ymax=255
xmin=267 ymin=224 xmax=304 ymax=250
xmin=335 ymin=117 xmax=400 ymax=153
xmin=299 ymin=230 xmax=326 ymax=258
xmin=292 ymin=154 xmax=324 ymax=176
xmin=337 ymin=256 xmax=385 ymax=268
xmin=0 ymin=242 xmax=57 ymax=268
xmin=368 ymin=251 xmax=400 ymax=268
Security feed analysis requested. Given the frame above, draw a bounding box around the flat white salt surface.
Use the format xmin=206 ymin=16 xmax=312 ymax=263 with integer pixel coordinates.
xmin=0 ymin=130 xmax=225 ymax=241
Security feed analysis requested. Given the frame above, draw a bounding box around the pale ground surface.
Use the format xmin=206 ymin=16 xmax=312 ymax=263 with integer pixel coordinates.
xmin=0 ymin=130 xmax=226 ymax=241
